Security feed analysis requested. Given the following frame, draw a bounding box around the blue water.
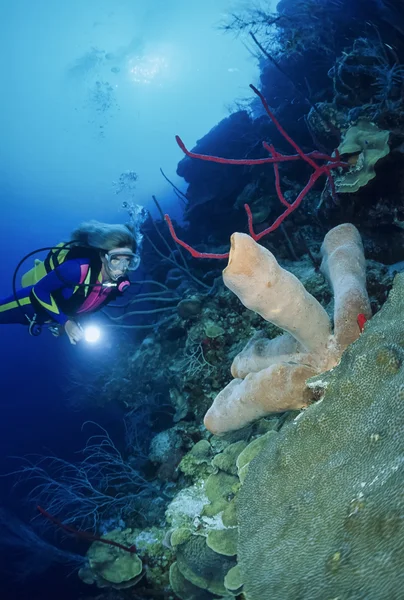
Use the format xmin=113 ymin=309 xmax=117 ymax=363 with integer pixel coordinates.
xmin=0 ymin=1 xmax=259 ymax=597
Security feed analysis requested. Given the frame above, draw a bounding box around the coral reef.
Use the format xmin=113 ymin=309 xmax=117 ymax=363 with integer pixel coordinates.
xmin=11 ymin=261 xmax=398 ymax=598
xmin=237 ymin=273 xmax=404 ymax=599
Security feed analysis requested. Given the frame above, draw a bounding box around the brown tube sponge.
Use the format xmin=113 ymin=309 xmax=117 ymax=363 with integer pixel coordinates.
xmin=223 ymin=233 xmax=331 ymax=355
xmin=231 ymin=331 xmax=304 ymax=379
xmin=204 ymin=362 xmax=316 ymax=436
xmin=320 ymin=223 xmax=371 ymax=352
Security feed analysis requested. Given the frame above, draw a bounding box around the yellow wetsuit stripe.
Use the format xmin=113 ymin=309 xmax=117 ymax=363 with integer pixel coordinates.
xmin=49 ymin=245 xmax=68 ymax=271
xmin=31 ymin=289 xmax=60 ymax=315
xmin=0 ymin=296 xmax=31 ymax=312
xmin=84 ymin=267 xmax=92 ymax=295
xmin=72 ymin=265 xmax=93 ymax=295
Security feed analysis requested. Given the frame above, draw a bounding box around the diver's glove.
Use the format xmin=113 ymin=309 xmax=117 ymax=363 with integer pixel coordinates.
xmin=64 ymin=320 xmax=84 ymax=345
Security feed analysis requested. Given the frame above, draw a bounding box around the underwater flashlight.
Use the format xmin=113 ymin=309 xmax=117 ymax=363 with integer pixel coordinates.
xmin=84 ymin=325 xmax=101 ymax=343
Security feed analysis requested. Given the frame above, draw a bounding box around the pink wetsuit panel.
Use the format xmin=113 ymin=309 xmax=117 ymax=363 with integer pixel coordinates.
xmin=76 ymin=265 xmax=112 ymax=314
xmin=77 ymin=285 xmax=112 ymax=313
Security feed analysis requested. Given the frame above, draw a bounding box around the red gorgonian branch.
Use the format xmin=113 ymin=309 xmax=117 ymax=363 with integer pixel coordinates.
xmin=37 ymin=505 xmax=137 ymax=554
xmin=164 ymin=84 xmax=347 ymax=259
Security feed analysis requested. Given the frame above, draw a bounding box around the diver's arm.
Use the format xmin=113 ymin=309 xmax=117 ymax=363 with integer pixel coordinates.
xmin=31 ymin=259 xmax=83 ymax=325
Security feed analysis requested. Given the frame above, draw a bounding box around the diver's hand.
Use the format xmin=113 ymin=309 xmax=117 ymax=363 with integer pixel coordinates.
xmin=64 ymin=320 xmax=84 ymax=345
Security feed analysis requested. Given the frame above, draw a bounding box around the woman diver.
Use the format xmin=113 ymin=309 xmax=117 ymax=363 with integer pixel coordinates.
xmin=0 ymin=220 xmax=140 ymax=344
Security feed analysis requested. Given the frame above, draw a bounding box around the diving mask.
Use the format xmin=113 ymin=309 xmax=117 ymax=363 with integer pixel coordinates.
xmin=105 ymin=249 xmax=140 ymax=274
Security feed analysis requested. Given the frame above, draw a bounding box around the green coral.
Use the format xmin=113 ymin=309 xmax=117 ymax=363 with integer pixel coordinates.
xmin=211 ymin=440 xmax=248 ymax=475
xmin=170 ymin=562 xmax=214 ymax=600
xmin=79 ymin=529 xmax=142 ymax=589
xmin=179 ymin=440 xmax=214 ymax=480
xmin=222 ymin=499 xmax=238 ymax=527
xmin=171 ymin=527 xmax=193 ymax=548
xmin=224 ymin=564 xmax=243 ymax=593
xmin=207 ymin=528 xmax=238 ymax=556
xmin=236 ymin=431 xmax=278 ymax=484
xmin=176 ymin=535 xmax=237 ymax=596
xmin=237 ymin=274 xmax=404 ymax=600
xmin=203 ymin=472 xmax=240 ymax=517
xmin=254 ymin=416 xmax=280 ymax=435
xmin=133 ymin=527 xmax=173 ymax=589
xmin=334 ymin=120 xmax=390 ymax=193
xmin=204 ymin=320 xmax=225 ymax=339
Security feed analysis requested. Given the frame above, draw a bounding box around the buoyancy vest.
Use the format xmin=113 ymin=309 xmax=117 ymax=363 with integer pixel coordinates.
xmin=23 ymin=243 xmax=118 ymax=317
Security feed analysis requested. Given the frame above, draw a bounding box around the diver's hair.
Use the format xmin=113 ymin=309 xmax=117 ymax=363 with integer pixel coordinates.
xmin=70 ymin=220 xmax=137 ymax=253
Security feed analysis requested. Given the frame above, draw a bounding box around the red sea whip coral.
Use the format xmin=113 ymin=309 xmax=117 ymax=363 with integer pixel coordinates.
xmin=165 ymin=84 xmax=347 ymax=257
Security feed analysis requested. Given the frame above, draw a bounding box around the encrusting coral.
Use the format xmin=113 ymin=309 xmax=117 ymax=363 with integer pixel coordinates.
xmin=163 ymin=438 xmax=251 ymax=599
xmin=204 ymin=222 xmax=372 ymax=435
xmin=78 ymin=529 xmax=143 ymax=589
xmin=236 ymin=273 xmax=404 ymax=600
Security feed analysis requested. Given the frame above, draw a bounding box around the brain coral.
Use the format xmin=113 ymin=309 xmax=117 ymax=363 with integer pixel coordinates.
xmin=237 ymin=273 xmax=404 ymax=600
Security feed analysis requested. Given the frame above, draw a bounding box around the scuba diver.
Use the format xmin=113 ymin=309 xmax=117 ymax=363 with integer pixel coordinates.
xmin=0 ymin=220 xmax=140 ymax=344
